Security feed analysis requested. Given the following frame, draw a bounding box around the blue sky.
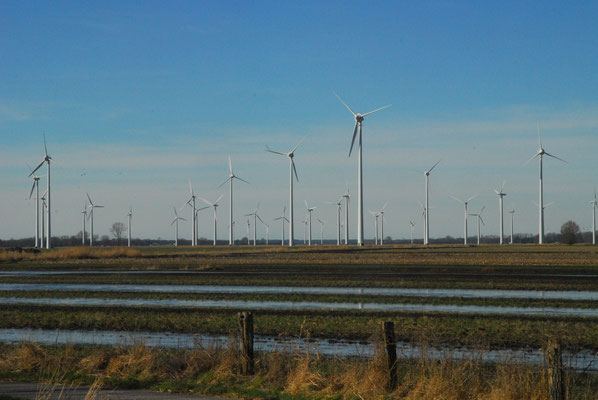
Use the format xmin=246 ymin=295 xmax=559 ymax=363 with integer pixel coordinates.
xmin=1 ymin=1 xmax=597 ymax=241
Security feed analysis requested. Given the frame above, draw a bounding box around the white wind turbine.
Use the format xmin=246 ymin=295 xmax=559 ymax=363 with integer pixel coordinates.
xmin=86 ymin=193 xmax=104 ymax=247
xmin=317 ymin=218 xmax=325 ymax=245
xmin=369 ymin=211 xmax=379 ymax=245
xmin=336 ymin=94 xmax=391 ymax=246
xmin=219 ymin=156 xmax=249 ymax=246
xmin=81 ymin=203 xmax=87 ymax=245
xmin=126 ymin=207 xmax=133 ymax=247
xmin=302 ymin=216 xmax=308 ymax=245
xmin=378 ymin=203 xmax=388 ymax=245
xmin=194 ymin=205 xmax=210 ymax=244
xmin=28 ymin=173 xmax=42 ymax=248
xmin=246 ymin=219 xmax=251 ymax=245
xmin=29 ymin=134 xmax=53 ymax=248
xmin=226 ymin=220 xmax=236 ymax=244
xmin=244 ymin=202 xmax=263 ymax=246
xmin=524 ymin=124 xmax=566 ymax=244
xmin=342 ymin=188 xmax=351 ymax=244
xmin=409 ymin=220 xmax=416 ymax=244
xmin=171 ymin=207 xmax=186 ymax=247
xmin=450 ymin=194 xmax=477 ymax=245
xmin=305 ymin=201 xmax=317 ymax=246
xmin=508 ymin=208 xmax=515 ymax=245
xmin=532 ymin=200 xmax=554 ymax=239
xmin=40 ymin=190 xmax=47 ymax=246
xmin=591 ymin=190 xmax=597 ymax=245
xmin=420 ymin=161 xmax=440 ymax=245
xmin=494 ymin=181 xmax=507 ymax=245
xmin=266 ymin=137 xmax=305 ymax=247
xmin=468 ymin=206 xmax=485 ymax=245
xmin=274 ymin=206 xmax=289 ymax=246
xmin=324 ymin=197 xmax=343 ymax=245
xmin=199 ymin=194 xmax=224 ymax=246
xmin=264 ymin=223 xmax=270 ymax=246
xmin=186 ymin=181 xmax=198 ymax=246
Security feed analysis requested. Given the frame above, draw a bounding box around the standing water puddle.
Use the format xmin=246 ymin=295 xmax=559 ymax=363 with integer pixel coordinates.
xmin=2 ymin=296 xmax=598 ymax=317
xmin=1 ymin=283 xmax=598 ymax=301
xmin=0 ymin=328 xmax=596 ymax=371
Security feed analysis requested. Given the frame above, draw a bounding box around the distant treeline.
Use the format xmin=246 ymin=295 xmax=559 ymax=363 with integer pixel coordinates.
xmin=0 ymin=231 xmax=594 ymax=248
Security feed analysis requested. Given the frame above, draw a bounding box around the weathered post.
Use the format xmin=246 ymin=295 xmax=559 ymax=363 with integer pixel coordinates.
xmin=382 ymin=321 xmax=398 ymax=391
xmin=546 ymin=340 xmax=565 ymax=400
xmin=238 ymin=311 xmax=254 ymax=375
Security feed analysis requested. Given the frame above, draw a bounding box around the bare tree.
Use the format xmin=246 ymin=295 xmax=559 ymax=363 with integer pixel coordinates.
xmin=110 ymin=222 xmax=127 ymax=244
xmin=560 ymin=220 xmax=581 ymax=245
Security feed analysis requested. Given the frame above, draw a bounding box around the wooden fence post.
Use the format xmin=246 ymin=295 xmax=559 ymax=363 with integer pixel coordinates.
xmin=238 ymin=311 xmax=254 ymax=375
xmin=382 ymin=321 xmax=398 ymax=391
xmin=546 ymin=339 xmax=565 ymax=400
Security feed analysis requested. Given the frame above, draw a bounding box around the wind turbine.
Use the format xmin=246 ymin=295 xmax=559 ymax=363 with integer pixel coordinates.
xmin=305 ymin=201 xmax=316 ymax=246
xmin=264 ymin=223 xmax=270 ymax=245
xmin=591 ymin=190 xmax=597 ymax=245
xmin=40 ymin=191 xmax=47 ymax=246
xmin=420 ymin=161 xmax=440 ymax=245
xmin=324 ymin=197 xmax=343 ymax=245
xmin=199 ymin=194 xmax=223 ymax=246
xmin=317 ymin=219 xmax=325 ymax=245
xmin=126 ymin=207 xmax=133 ymax=247
xmin=409 ymin=220 xmax=416 ymax=244
xmin=378 ymin=203 xmax=388 ymax=245
xmin=29 ymin=134 xmax=53 ymax=248
xmin=342 ymin=188 xmax=351 ymax=244
xmin=265 ymin=137 xmax=305 ymax=247
xmin=369 ymin=211 xmax=379 ymax=245
xmin=81 ymin=203 xmax=87 ymax=245
xmin=246 ymin=219 xmax=251 ymax=245
xmin=274 ymin=206 xmax=289 ymax=246
xmin=226 ymin=220 xmax=236 ymax=244
xmin=244 ymin=202 xmax=263 ymax=246
xmin=219 ymin=156 xmax=249 ymax=246
xmin=468 ymin=206 xmax=485 ymax=245
xmin=494 ymin=181 xmax=507 ymax=245
xmin=450 ymin=194 xmax=477 ymax=245
xmin=86 ymin=193 xmax=104 ymax=247
xmin=336 ymin=94 xmax=391 ymax=246
xmin=531 ymin=200 xmax=554 ymax=240
xmin=524 ymin=124 xmax=566 ymax=244
xmin=171 ymin=207 xmax=186 ymax=247
xmin=508 ymin=208 xmax=515 ymax=245
xmin=193 ymin=205 xmax=210 ymax=244
xmin=186 ymin=181 xmax=198 ymax=246
xmin=302 ymin=216 xmax=308 ymax=245
xmin=28 ymin=173 xmax=42 ymax=248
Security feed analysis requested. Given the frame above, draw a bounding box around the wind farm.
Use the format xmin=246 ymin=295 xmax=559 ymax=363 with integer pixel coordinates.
xmin=2 ymin=2 xmax=598 ymax=399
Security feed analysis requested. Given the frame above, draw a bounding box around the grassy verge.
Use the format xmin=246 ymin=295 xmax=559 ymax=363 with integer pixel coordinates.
xmin=3 ymin=290 xmax=598 ymax=310
xmin=1 ymin=341 xmax=597 ymax=399
xmin=3 ymin=305 xmax=598 ymax=350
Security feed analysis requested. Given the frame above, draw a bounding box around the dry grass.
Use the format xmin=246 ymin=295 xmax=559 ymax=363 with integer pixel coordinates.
xmin=0 ymin=341 xmax=595 ymax=399
xmin=0 ymin=247 xmax=141 ymax=262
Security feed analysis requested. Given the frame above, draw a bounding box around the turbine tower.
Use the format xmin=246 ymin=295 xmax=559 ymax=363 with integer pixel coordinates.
xmin=342 ymin=188 xmax=350 ymax=244
xmin=199 ymin=194 xmax=223 ymax=246
xmin=305 ymin=201 xmax=316 ymax=246
xmin=28 ymin=174 xmax=41 ymax=248
xmin=369 ymin=211 xmax=379 ymax=245
xmin=324 ymin=197 xmax=343 ymax=245
xmin=591 ymin=190 xmax=597 ymax=245
xmin=264 ymin=223 xmax=270 ymax=245
xmin=494 ymin=181 xmax=507 ymax=245
xmin=524 ymin=124 xmax=566 ymax=244
xmin=468 ymin=206 xmax=485 ymax=245
xmin=81 ymin=203 xmax=87 ymax=245
xmin=266 ymin=137 xmax=304 ymax=247
xmin=86 ymin=193 xmax=104 ymax=247
xmin=29 ymin=134 xmax=53 ymax=248
xmin=244 ymin=202 xmax=263 ymax=246
xmin=40 ymin=191 xmax=47 ymax=246
xmin=171 ymin=207 xmax=186 ymax=247
xmin=219 ymin=156 xmax=249 ymax=246
xmin=336 ymin=94 xmax=391 ymax=246
xmin=317 ymin=218 xmax=325 ymax=245
xmin=126 ymin=208 xmax=133 ymax=247
xmin=274 ymin=206 xmax=289 ymax=246
xmin=246 ymin=219 xmax=251 ymax=245
xmin=409 ymin=220 xmax=415 ymax=244
xmin=186 ymin=181 xmax=197 ymax=246
xmin=508 ymin=208 xmax=515 ymax=244
xmin=450 ymin=194 xmax=477 ymax=245
xmin=378 ymin=203 xmax=387 ymax=245
xmin=421 ymin=161 xmax=440 ymax=245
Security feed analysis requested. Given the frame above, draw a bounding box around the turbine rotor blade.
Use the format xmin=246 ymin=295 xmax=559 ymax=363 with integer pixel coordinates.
xmin=292 ymin=159 xmax=299 ymax=182
xmin=265 ymin=146 xmax=286 ymax=156
xmin=28 ymin=181 xmax=36 ymax=199
xmin=427 ymin=159 xmax=441 ymax=174
xmin=43 ymin=133 xmax=48 ymax=157
xmin=228 ymin=155 xmax=233 ymax=175
xmin=523 ymin=153 xmax=539 ymax=166
xmin=291 ymin=136 xmax=306 ymax=154
xmin=466 ymin=194 xmax=478 ymax=203
xmin=362 ymin=104 xmax=392 ymax=117
xmin=348 ymin=121 xmax=358 ymax=157
xmin=334 ymin=93 xmax=356 ymax=116
xmin=234 ymin=176 xmax=249 ymax=184
xmin=86 ymin=193 xmax=94 ymax=206
xmin=449 ymin=195 xmax=463 ymax=204
xmin=29 ymin=160 xmax=45 ymax=177
xmin=544 ymin=152 xmax=567 ymax=163
xmin=217 ymin=177 xmax=231 ymax=189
